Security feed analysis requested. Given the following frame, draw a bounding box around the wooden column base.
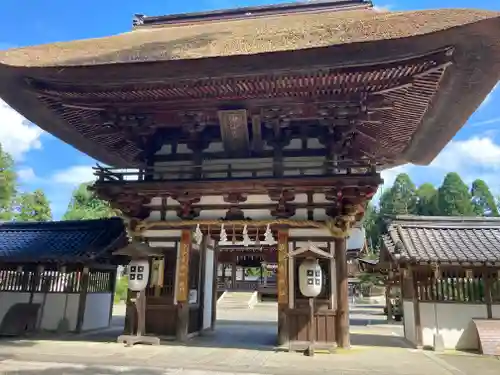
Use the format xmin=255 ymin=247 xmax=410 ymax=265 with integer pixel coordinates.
xmin=176 ymin=302 xmax=190 ymax=342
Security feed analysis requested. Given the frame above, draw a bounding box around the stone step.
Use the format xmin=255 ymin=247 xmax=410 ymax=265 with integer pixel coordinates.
xmin=217 ymin=291 xmax=258 ymax=309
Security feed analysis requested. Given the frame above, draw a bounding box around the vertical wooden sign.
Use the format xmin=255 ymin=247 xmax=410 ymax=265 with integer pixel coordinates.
xmin=277 ymin=230 xmax=288 ymax=305
xmin=176 ymin=230 xmax=191 ymax=303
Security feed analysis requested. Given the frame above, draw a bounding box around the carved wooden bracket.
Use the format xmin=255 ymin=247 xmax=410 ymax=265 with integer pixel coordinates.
xmin=172 ymin=192 xmax=202 ymax=220
xmin=223 ymin=193 xmax=248 ymax=204
xmin=268 ymin=189 xmax=296 ymax=219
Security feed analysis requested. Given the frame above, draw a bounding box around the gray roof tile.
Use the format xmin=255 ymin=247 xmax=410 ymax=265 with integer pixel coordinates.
xmin=382 ymin=216 xmax=500 ymax=264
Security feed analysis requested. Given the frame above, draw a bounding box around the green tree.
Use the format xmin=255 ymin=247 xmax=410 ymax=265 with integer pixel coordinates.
xmin=380 ymin=173 xmax=417 ymax=216
xmin=0 ymin=144 xmax=16 ymax=221
xmin=471 ymin=179 xmax=498 ymax=217
xmin=415 ymin=183 xmax=439 ymax=216
xmin=16 ymin=189 xmax=52 ymax=221
xmin=63 ymin=182 xmax=118 ymax=220
xmin=362 ymin=203 xmax=383 ymax=252
xmin=437 ymin=172 xmax=474 ymax=216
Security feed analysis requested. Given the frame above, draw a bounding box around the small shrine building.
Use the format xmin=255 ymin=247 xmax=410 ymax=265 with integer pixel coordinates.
xmin=0 ymin=218 xmax=128 ymax=336
xmin=370 ymin=216 xmax=500 ymax=354
xmin=0 ymin=1 xmax=498 ymax=349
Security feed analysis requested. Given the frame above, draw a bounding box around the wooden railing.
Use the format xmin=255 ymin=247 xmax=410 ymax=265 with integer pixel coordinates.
xmin=93 ymin=162 xmax=375 ymax=183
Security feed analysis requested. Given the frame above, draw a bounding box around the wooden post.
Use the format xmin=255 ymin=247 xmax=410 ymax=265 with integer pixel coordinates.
xmin=306 ymin=297 xmax=316 ymax=356
xmin=76 ymin=266 xmax=90 ymax=333
xmin=277 ymin=229 xmax=289 ymax=346
xmin=409 ymin=267 xmax=423 ymax=348
xmin=211 ymin=247 xmax=218 ymax=331
xmin=108 ymin=268 xmax=117 ymax=325
xmin=386 ymin=284 xmax=393 ymax=323
xmin=484 ymin=269 xmax=493 ymax=319
xmin=335 ymin=237 xmax=350 ymax=348
xmin=176 ymin=230 xmax=191 ymax=342
xmin=136 ymin=289 xmax=146 ymax=336
xmin=231 ymin=261 xmax=237 ymax=289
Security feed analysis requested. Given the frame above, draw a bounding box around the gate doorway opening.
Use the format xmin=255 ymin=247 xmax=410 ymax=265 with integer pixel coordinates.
xmin=211 ymin=245 xmax=278 ymax=349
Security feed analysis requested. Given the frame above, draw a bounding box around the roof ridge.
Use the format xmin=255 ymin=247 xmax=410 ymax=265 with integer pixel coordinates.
xmin=133 ymin=1 xmax=372 ymax=28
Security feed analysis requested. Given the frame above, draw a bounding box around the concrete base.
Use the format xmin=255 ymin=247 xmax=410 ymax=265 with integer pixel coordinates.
xmin=117 ymin=334 xmax=161 ymax=347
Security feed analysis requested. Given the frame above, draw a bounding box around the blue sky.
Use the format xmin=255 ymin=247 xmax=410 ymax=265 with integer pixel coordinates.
xmin=0 ymin=0 xmax=499 ymax=219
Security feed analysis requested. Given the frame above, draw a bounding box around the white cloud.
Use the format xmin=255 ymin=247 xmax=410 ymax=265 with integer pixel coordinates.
xmin=17 ymin=167 xmax=37 ymax=183
xmin=379 ymin=135 xmax=500 ymax=198
xmin=430 ymin=136 xmax=500 ymax=172
xmin=51 ymin=165 xmax=95 ymax=185
xmin=0 ymin=100 xmax=44 ymax=159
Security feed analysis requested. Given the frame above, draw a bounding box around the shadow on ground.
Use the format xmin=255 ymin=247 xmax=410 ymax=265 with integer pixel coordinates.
xmin=351 ymin=333 xmax=411 ymax=348
xmin=0 ymin=365 xmax=167 ymax=375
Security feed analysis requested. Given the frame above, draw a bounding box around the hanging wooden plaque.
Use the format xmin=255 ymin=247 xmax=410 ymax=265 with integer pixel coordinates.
xmin=176 ymin=231 xmax=191 ymax=302
xmin=277 ymin=230 xmax=288 ymax=305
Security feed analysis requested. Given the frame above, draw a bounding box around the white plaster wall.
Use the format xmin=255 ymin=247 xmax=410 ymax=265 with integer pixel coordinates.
xmin=82 ymin=293 xmax=112 ymax=331
xmin=419 ymin=302 xmax=487 ymax=350
xmin=203 ymin=248 xmax=215 ymax=330
xmin=493 ymin=304 xmax=500 ymax=318
xmin=403 ymin=300 xmax=416 ymax=346
xmin=0 ymin=292 xmax=30 ymax=326
xmin=33 ymin=293 xmax=80 ymax=331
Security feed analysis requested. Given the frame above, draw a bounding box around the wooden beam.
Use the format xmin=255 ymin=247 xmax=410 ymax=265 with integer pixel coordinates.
xmin=335 ymin=237 xmax=349 ymax=348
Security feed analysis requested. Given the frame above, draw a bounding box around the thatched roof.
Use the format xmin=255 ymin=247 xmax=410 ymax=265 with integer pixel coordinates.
xmin=0 ymin=9 xmax=498 ymax=67
xmin=0 ymin=7 xmax=498 ymax=167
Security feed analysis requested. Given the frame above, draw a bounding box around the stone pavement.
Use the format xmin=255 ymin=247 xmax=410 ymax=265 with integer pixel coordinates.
xmin=0 ymin=302 xmax=498 ymax=374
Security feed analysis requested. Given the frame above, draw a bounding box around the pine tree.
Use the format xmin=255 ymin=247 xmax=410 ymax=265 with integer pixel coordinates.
xmin=16 ymin=189 xmax=52 ymax=221
xmin=471 ymin=179 xmax=498 ymax=217
xmin=437 ymin=172 xmax=474 ymax=216
xmin=416 ymin=183 xmax=439 ymax=216
xmin=0 ymin=143 xmax=17 ymax=221
xmin=63 ymin=182 xmax=118 ymax=220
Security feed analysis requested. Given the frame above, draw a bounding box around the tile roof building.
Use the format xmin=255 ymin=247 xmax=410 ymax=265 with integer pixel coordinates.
xmin=382 ymin=216 xmax=500 ymax=265
xmin=0 ymin=218 xmax=128 ymax=337
xmin=0 ymin=217 xmax=128 ymax=264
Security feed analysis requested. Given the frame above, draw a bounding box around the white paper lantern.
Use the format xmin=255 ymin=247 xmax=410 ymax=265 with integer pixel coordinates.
xmin=298 ymin=258 xmax=323 ymax=298
xmin=128 ymin=259 xmax=150 ymax=292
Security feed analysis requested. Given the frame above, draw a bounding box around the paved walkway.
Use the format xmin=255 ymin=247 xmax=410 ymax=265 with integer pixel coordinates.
xmin=0 ymin=302 xmax=498 ymax=374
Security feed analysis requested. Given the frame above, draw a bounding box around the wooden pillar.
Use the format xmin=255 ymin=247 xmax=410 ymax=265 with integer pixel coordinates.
xmin=211 ymin=247 xmax=218 ymax=331
xmin=108 ymin=268 xmax=118 ymax=325
xmin=76 ymin=266 xmax=90 ymax=333
xmin=335 ymin=237 xmax=350 ymax=348
xmin=277 ymin=229 xmax=289 ymax=346
xmin=176 ymin=230 xmax=191 ymax=342
xmin=386 ymin=283 xmax=393 ymax=323
xmin=484 ymin=269 xmax=493 ymax=319
xmin=409 ymin=267 xmax=423 ymax=348
xmin=231 ymin=261 xmax=237 ymax=289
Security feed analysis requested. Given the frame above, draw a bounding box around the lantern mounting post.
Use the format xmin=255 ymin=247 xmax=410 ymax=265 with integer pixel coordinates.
xmin=113 ymin=241 xmax=162 ymax=347
xmin=291 ymin=242 xmax=332 ymax=356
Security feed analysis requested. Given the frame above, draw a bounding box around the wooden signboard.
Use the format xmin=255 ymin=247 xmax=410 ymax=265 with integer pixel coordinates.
xmin=277 ymin=230 xmax=288 ymax=304
xmin=176 ymin=231 xmax=191 ymax=303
